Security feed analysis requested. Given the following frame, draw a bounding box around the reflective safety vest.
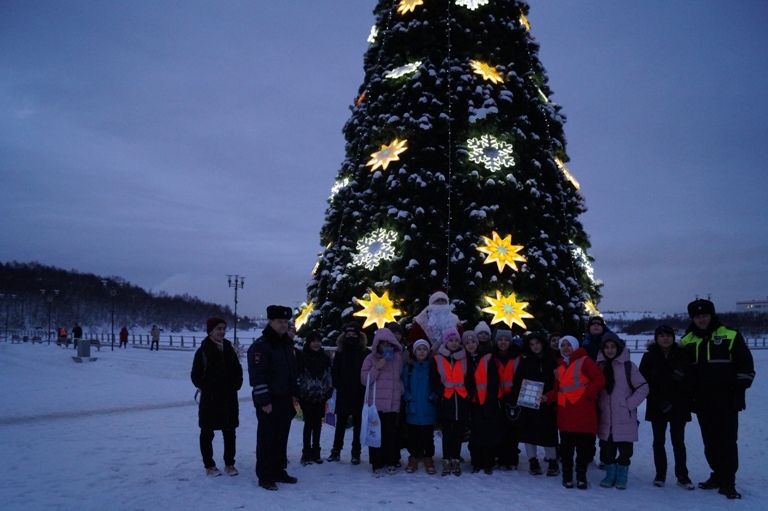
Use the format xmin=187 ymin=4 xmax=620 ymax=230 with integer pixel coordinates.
xmin=473 ymin=354 xmax=493 ymax=404
xmin=435 ymin=354 xmax=468 ymax=399
xmin=557 ymin=357 xmax=590 ymax=407
xmin=681 ymin=326 xmax=737 ymax=363
xmin=496 ymin=356 xmax=520 ymax=397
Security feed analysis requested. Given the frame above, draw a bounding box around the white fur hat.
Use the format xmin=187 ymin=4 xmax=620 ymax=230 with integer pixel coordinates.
xmin=429 ymin=291 xmax=449 ymax=305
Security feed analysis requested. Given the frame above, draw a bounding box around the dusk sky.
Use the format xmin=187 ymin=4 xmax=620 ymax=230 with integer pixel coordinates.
xmin=2 ymin=1 xmax=766 ymax=320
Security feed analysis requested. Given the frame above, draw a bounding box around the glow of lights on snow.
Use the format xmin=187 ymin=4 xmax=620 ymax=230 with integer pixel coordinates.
xmin=352 ymin=228 xmax=398 ymax=270
xmin=354 ymin=290 xmax=403 ymax=329
xmin=397 ymin=0 xmax=424 ymax=15
xmin=368 ymin=25 xmax=378 ymax=44
xmin=455 ymin=0 xmax=490 ymax=10
xmin=481 ymin=290 xmax=533 ymax=330
xmin=570 ymin=242 xmax=595 ymax=282
xmin=555 ymin=158 xmax=580 ymax=189
xmin=470 ymin=60 xmax=504 ymax=84
xmin=476 ymin=231 xmax=526 ymax=273
xmin=295 ymin=302 xmax=314 ymax=330
xmin=330 ymin=177 xmax=350 ymax=200
xmin=366 ymin=138 xmax=408 ymax=171
xmin=385 ymin=61 xmax=422 ymax=79
xmin=467 ymin=134 xmax=515 ymax=172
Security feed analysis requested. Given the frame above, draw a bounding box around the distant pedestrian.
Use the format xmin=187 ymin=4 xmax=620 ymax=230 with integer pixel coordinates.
xmin=248 ymin=305 xmax=299 ymax=491
xmin=119 ymin=327 xmax=129 ymax=349
xmin=191 ymin=317 xmax=243 ymax=478
xmin=150 ymin=325 xmax=160 ymax=351
xmin=72 ymin=323 xmax=83 ymax=349
xmin=58 ymin=327 xmax=68 ymax=347
xmin=681 ymin=299 xmax=755 ymax=500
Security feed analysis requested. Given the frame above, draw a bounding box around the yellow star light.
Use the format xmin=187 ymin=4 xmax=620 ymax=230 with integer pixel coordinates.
xmin=585 ymin=301 xmax=600 ymax=317
xmin=481 ymin=290 xmax=534 ymax=330
xmin=366 ymin=138 xmax=408 ymax=171
xmin=397 ymin=0 xmax=424 ymax=15
xmin=519 ymin=11 xmax=531 ymax=31
xmin=476 ymin=231 xmax=526 ymax=273
xmin=470 ymin=60 xmax=504 ymax=84
xmin=353 ymin=290 xmax=403 ymax=329
xmin=295 ymin=302 xmax=314 ymax=330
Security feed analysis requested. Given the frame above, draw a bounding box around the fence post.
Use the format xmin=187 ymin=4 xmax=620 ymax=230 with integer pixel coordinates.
xmin=169 ymin=335 xmax=173 ymax=347
xmin=181 ymin=335 xmax=184 ymax=348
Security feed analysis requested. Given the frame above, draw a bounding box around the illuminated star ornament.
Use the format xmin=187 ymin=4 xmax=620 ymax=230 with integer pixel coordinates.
xmin=352 ymin=228 xmax=398 ymax=270
xmin=330 ymin=177 xmax=349 ymax=201
xmin=519 ymin=10 xmax=531 ymax=30
xmin=295 ymin=302 xmax=314 ymax=330
xmin=585 ymin=301 xmax=600 ymax=317
xmin=385 ymin=61 xmax=422 ymax=79
xmin=354 ymin=290 xmax=403 ymax=329
xmin=481 ymin=290 xmax=534 ymax=329
xmin=456 ymin=0 xmax=490 ymax=10
xmin=476 ymin=231 xmax=526 ymax=273
xmin=397 ymin=0 xmax=424 ymax=15
xmin=470 ymin=60 xmax=504 ymax=84
xmin=467 ymin=134 xmax=515 ymax=172
xmin=366 ymin=138 xmax=408 ymax=171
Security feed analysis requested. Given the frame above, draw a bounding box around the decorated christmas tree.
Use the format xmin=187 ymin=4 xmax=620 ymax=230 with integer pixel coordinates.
xmin=298 ymin=0 xmax=601 ymax=341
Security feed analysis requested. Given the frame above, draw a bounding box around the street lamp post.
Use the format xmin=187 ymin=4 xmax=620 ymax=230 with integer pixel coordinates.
xmin=102 ymin=280 xmax=117 ymax=351
xmin=40 ymin=289 xmax=60 ymax=343
xmin=227 ymin=275 xmax=244 ymax=348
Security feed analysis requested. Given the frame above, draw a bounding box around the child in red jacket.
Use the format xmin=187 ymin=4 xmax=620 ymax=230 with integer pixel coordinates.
xmin=543 ymin=335 xmax=605 ymax=489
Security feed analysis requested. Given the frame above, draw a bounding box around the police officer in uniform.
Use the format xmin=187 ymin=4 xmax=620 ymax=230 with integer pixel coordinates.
xmin=248 ymin=305 xmax=298 ymax=491
xmin=681 ymin=299 xmax=755 ymax=500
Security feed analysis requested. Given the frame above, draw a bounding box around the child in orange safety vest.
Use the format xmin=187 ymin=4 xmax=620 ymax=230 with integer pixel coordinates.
xmin=543 ymin=335 xmax=605 ymax=490
xmin=430 ymin=327 xmax=472 ymax=476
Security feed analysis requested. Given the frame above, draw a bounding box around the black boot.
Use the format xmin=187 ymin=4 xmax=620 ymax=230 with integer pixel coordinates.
xmin=529 ymin=457 xmax=542 ymax=475
xmin=313 ymin=447 xmax=323 ymax=464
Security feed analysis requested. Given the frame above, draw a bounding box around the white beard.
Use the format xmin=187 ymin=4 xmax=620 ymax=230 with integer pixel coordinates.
xmin=415 ymin=304 xmax=459 ymax=346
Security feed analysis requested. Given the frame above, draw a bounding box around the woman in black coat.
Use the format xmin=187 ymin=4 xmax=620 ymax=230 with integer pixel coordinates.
xmin=638 ymin=325 xmax=694 ymax=489
xmin=191 ymin=317 xmax=243 ymax=477
xmin=512 ymin=332 xmax=559 ymax=476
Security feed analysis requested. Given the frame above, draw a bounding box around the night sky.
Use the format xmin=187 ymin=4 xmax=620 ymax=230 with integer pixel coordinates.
xmin=2 ymin=1 xmax=766 ymax=319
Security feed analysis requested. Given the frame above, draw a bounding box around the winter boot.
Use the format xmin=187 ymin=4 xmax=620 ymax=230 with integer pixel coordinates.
xmin=546 ymin=459 xmax=560 ymax=477
xmin=441 ymin=459 xmax=452 ymax=476
xmin=718 ymin=485 xmax=742 ymax=499
xmin=351 ymin=450 xmax=361 ymax=465
xmin=451 ymin=459 xmax=462 ymax=476
xmin=676 ymin=476 xmax=694 ymax=490
xmin=405 ymin=456 xmax=419 ymax=473
xmin=698 ymin=473 xmax=720 ymax=490
xmin=424 ymin=456 xmax=436 ymax=475
xmin=313 ymin=448 xmax=323 ymax=465
xmin=529 ymin=457 xmax=542 ymax=476
xmin=576 ymin=470 xmax=589 ymax=490
xmin=615 ymin=465 xmax=629 ymax=490
xmin=326 ymin=450 xmax=340 ymax=463
xmin=600 ymin=464 xmax=617 ymax=488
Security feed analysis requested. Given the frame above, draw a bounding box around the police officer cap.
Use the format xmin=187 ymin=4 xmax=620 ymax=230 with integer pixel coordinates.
xmin=687 ymin=299 xmax=715 ymax=318
xmin=267 ymin=305 xmax=293 ymax=320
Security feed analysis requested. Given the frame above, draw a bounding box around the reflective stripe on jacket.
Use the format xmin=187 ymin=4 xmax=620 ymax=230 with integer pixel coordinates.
xmin=434 ymin=355 xmax=468 ymax=399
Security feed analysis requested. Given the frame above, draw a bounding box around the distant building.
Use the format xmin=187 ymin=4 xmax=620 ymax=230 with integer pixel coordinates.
xmin=736 ymin=299 xmax=768 ymax=313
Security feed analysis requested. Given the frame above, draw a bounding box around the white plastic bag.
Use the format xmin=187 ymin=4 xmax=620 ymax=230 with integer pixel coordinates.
xmin=360 ymin=373 xmax=381 ymax=448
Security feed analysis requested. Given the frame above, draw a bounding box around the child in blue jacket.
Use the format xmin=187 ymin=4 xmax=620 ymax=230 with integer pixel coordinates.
xmin=402 ymin=339 xmax=438 ymax=474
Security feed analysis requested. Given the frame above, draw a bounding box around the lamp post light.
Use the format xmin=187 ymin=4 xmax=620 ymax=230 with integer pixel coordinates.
xmin=102 ymin=280 xmax=117 ymax=351
xmin=40 ymin=289 xmax=60 ymax=342
xmin=227 ymin=275 xmax=244 ymax=348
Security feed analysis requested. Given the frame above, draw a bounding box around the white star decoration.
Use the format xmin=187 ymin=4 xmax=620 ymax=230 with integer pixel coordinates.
xmin=455 ymin=0 xmax=490 ymax=10
xmin=467 ymin=134 xmax=516 ymax=172
xmin=352 ymin=228 xmax=398 ymax=270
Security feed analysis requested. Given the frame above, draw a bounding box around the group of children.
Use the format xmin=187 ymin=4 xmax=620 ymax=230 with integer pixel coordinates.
xmin=294 ymin=317 xmax=696 ymax=491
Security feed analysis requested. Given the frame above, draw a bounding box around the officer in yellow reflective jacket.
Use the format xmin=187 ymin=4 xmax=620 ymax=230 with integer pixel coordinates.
xmin=681 ymin=299 xmax=754 ymax=500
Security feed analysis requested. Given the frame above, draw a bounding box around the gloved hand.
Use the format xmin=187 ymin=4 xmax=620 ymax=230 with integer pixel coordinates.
xmin=733 ymin=393 xmax=746 ymax=412
xmin=671 ymin=369 xmax=685 ymax=382
xmin=660 ymin=401 xmax=673 ymax=414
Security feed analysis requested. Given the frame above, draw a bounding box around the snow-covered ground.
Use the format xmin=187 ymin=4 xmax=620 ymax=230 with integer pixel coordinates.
xmin=1 ymin=341 xmax=764 ymax=511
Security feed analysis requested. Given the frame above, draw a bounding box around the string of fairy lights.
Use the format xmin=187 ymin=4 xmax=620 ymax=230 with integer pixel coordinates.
xmin=298 ymin=0 xmax=596 ymax=332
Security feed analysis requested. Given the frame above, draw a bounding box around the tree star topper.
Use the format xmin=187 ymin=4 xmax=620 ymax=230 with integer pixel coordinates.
xmin=476 ymin=231 xmax=526 ymax=273
xmin=397 ymin=0 xmax=424 ymax=15
xmin=352 ymin=228 xmax=398 ymax=270
xmin=366 ymin=138 xmax=408 ymax=171
xmin=467 ymin=134 xmax=515 ymax=172
xmin=481 ymin=290 xmax=534 ymax=329
xmin=456 ymin=0 xmax=490 ymax=10
xmin=295 ymin=302 xmax=314 ymax=330
xmin=470 ymin=60 xmax=504 ymax=84
xmin=354 ymin=290 xmax=403 ymax=329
